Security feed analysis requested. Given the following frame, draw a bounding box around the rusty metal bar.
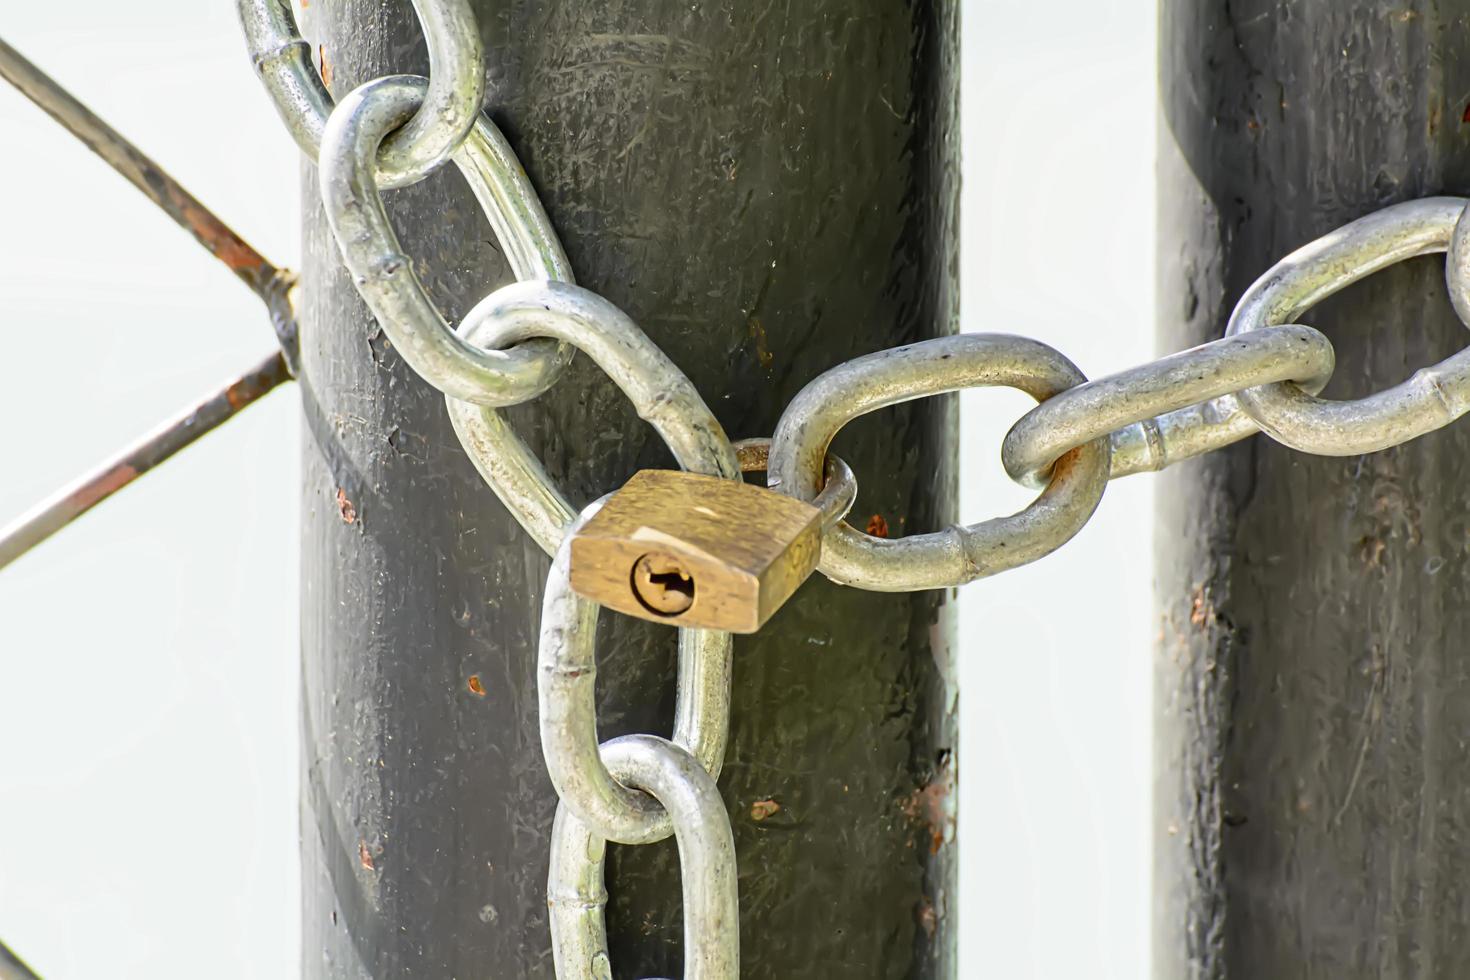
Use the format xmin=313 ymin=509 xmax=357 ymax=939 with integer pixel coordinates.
xmin=0 ymin=35 xmax=305 ymax=568
xmin=0 ymin=938 xmax=40 ymax=980
xmin=0 ymin=35 xmax=299 ymax=365
xmin=0 ymin=351 xmax=291 ymax=571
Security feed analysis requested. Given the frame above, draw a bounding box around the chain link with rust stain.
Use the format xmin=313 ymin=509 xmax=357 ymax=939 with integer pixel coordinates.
xmin=237 ymin=2 xmax=1470 ymax=976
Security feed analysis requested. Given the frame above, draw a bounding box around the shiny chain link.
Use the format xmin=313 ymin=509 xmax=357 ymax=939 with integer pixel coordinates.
xmin=239 ymin=4 xmax=743 ymax=973
xmin=238 ymin=0 xmax=483 ymax=189
xmin=1229 ymin=197 xmax=1470 ymax=454
xmin=239 ymin=3 xmax=1470 ymax=975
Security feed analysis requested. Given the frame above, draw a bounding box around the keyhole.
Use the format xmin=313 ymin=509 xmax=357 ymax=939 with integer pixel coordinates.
xmin=630 ymin=553 xmax=696 ymax=616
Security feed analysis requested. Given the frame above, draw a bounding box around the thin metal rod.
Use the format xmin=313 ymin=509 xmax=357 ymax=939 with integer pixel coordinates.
xmin=0 ymin=35 xmax=305 ymax=566
xmin=0 ymin=351 xmax=291 ymax=571
xmin=0 ymin=938 xmax=41 ymax=980
xmin=0 ymin=36 xmax=299 ymax=364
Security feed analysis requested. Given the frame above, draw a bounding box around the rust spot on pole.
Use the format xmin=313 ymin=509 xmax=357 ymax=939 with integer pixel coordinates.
xmin=901 ymin=754 xmax=956 ymax=855
xmin=336 ymin=488 xmax=358 ymax=525
xmin=746 ymin=315 xmax=775 ymax=369
xmin=318 ymin=45 xmax=334 ymax=88
xmin=750 ymin=799 xmax=781 ymax=822
xmin=916 ymin=897 xmax=938 ymax=939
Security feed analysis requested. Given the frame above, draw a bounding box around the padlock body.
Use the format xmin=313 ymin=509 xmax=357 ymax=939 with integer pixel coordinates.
xmin=568 ymin=470 xmax=822 ymax=633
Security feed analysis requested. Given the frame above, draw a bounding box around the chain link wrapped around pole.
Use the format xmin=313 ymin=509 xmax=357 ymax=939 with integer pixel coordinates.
xmin=237 ymin=0 xmax=483 ymax=189
xmin=1229 ymin=197 xmax=1470 ymax=454
xmin=538 ymin=497 xmax=732 ymax=847
xmin=318 ymin=75 xmax=576 ymax=406
xmin=548 ymin=735 xmax=739 ymax=980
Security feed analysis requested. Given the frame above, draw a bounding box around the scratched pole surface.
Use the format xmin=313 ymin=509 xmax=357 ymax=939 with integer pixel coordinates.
xmin=1157 ymin=4 xmax=1470 ymax=977
xmin=298 ymin=2 xmax=958 ymax=977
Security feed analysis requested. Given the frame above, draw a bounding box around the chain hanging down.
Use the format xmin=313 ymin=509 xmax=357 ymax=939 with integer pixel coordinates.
xmin=239 ymin=2 xmax=748 ymax=970
xmin=233 ymin=0 xmax=1470 ymax=975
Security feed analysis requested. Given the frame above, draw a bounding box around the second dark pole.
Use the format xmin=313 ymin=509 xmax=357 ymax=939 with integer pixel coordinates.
xmin=1158 ymin=2 xmax=1470 ymax=977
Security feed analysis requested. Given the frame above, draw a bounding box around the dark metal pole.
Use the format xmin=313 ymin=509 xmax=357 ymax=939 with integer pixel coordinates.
xmin=299 ymin=2 xmax=958 ymax=977
xmin=1158 ymin=3 xmax=1470 ymax=976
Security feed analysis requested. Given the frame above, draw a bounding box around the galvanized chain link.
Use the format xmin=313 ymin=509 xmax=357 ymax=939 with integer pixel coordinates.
xmin=540 ymin=498 xmax=730 ymax=847
xmin=240 ymin=6 xmax=744 ymax=974
xmin=1229 ymin=197 xmax=1470 ymax=454
xmin=1001 ymin=324 xmax=1336 ymax=487
xmin=238 ymin=5 xmax=1470 ymax=975
xmin=237 ymin=0 xmax=484 ymax=189
xmin=768 ymin=334 xmax=1112 ymax=592
xmin=549 ymin=734 xmax=740 ymax=980
xmin=319 ymin=75 xmax=577 ymax=405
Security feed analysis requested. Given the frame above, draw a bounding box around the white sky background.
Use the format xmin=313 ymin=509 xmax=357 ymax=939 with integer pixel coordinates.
xmin=959 ymin=2 xmax=1155 ymax=977
xmin=0 ymin=1 xmax=1155 ymax=977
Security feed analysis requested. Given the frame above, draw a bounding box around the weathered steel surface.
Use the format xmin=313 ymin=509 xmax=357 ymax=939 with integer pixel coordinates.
xmin=299 ymin=1 xmax=958 ymax=977
xmin=1158 ymin=3 xmax=1470 ymax=977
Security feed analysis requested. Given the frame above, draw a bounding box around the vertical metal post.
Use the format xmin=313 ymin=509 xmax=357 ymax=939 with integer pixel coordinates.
xmin=299 ymin=1 xmax=958 ymax=976
xmin=1158 ymin=3 xmax=1470 ymax=976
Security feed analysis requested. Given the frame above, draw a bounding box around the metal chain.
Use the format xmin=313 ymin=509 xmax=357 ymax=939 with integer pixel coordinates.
xmin=318 ymin=75 xmax=577 ymax=405
xmin=540 ymin=498 xmax=730 ymax=846
xmin=1229 ymin=197 xmax=1470 ymax=454
xmin=237 ymin=0 xmax=483 ymax=189
xmin=1001 ymin=325 xmax=1335 ymax=487
xmin=549 ymin=735 xmax=739 ymax=980
xmin=239 ymin=4 xmax=746 ymax=973
xmin=237 ymin=5 xmax=1470 ymax=975
xmin=768 ymin=334 xmax=1111 ymax=591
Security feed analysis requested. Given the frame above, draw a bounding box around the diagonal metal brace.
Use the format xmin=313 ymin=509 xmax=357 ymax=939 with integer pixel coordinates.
xmin=0 ymin=37 xmax=300 ymax=368
xmin=0 ymin=937 xmax=41 ymax=980
xmin=0 ymin=351 xmax=290 ymax=571
xmin=0 ymin=37 xmax=304 ymax=569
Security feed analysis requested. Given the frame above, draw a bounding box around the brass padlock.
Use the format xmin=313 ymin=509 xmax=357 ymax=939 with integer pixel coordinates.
xmin=568 ymin=468 xmax=824 ymax=634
